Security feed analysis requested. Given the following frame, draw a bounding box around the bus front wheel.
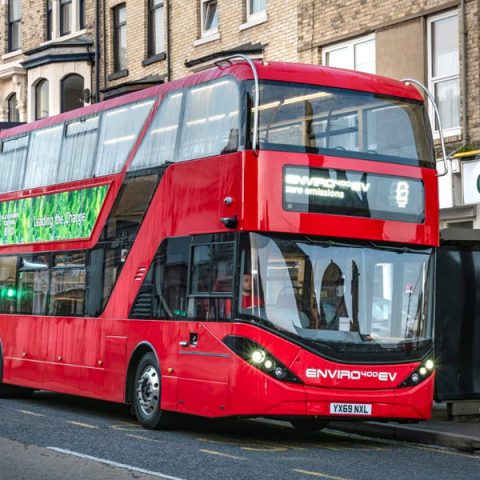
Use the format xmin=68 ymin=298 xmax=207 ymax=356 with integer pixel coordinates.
xmin=133 ymin=352 xmax=170 ymax=429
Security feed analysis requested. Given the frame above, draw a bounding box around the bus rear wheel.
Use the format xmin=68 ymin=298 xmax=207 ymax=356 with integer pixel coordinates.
xmin=290 ymin=418 xmax=329 ymax=432
xmin=0 ymin=355 xmax=34 ymax=398
xmin=0 ymin=384 xmax=35 ymax=398
xmin=133 ymin=352 xmax=170 ymax=429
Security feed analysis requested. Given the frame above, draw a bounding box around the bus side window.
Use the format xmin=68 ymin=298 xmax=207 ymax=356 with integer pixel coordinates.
xmin=48 ymin=252 xmax=86 ymax=316
xmin=158 ymin=237 xmax=189 ymax=319
xmin=24 ymin=124 xmax=64 ymax=189
xmin=0 ymin=256 xmax=18 ymax=314
xmin=188 ymin=241 xmax=234 ymax=321
xmin=59 ymin=116 xmax=99 ymax=183
xmin=129 ymin=92 xmax=183 ymax=171
xmin=95 ymin=99 xmax=155 ymax=177
xmin=17 ymin=255 xmax=49 ymax=315
xmin=129 ymin=237 xmax=189 ymax=320
xmin=86 ymin=172 xmax=159 ymax=316
xmin=178 ymin=78 xmax=239 ymax=161
xmin=0 ymin=135 xmax=28 ymax=193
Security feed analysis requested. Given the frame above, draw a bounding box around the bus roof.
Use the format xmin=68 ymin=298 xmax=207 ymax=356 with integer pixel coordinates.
xmin=0 ymin=60 xmax=423 ymax=140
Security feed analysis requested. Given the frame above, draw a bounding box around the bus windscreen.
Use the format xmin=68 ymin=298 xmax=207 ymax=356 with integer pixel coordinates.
xmin=239 ymin=233 xmax=434 ymax=362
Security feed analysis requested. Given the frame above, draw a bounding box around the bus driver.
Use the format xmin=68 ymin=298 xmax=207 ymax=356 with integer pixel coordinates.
xmin=241 ymin=273 xmax=264 ymax=309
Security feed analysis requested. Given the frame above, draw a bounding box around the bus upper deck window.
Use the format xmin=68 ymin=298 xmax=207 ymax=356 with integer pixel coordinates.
xmin=0 ymin=135 xmax=28 ymax=193
xmin=178 ymin=78 xmax=239 ymax=161
xmin=95 ymin=99 xmax=155 ymax=177
xmin=129 ymin=92 xmax=183 ymax=171
xmin=59 ymin=116 xmax=99 ymax=183
xmin=24 ymin=125 xmax=63 ymax=189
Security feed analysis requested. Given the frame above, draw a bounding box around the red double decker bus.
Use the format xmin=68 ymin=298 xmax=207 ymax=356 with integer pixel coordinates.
xmin=0 ymin=58 xmax=438 ymax=431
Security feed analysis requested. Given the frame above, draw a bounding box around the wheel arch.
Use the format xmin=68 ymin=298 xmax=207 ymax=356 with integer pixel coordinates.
xmin=125 ymin=341 xmax=160 ymax=404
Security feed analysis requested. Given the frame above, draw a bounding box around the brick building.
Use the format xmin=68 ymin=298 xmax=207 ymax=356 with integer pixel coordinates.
xmin=0 ymin=0 xmax=94 ymax=122
xmin=0 ymin=0 xmax=477 ymax=226
xmin=297 ymin=0 xmax=480 ymax=228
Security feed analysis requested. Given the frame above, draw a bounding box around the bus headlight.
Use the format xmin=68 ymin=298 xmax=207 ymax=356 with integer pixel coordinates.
xmin=251 ymin=350 xmax=266 ymax=364
xmin=264 ymin=359 xmax=274 ymax=371
xmin=425 ymin=359 xmax=434 ymax=370
xmin=223 ymin=335 xmax=303 ymax=384
xmin=399 ymin=358 xmax=434 ymax=388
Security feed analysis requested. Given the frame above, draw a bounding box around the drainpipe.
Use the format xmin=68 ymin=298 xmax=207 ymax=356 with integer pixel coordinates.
xmin=95 ymin=0 xmax=100 ymax=102
xmin=166 ymin=0 xmax=172 ymax=82
xmin=103 ymin=0 xmax=107 ymax=93
xmin=461 ymin=0 xmax=468 ymax=144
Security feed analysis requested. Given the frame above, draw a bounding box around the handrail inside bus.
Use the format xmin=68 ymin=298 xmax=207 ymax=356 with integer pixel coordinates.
xmin=214 ymin=54 xmax=260 ymax=156
xmin=401 ymin=78 xmax=448 ymax=177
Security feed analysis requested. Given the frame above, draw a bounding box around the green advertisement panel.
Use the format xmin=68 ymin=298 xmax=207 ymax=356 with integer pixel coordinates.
xmin=0 ymin=185 xmax=109 ymax=245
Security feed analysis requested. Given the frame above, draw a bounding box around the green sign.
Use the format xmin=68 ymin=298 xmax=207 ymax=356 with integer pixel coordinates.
xmin=0 ymin=185 xmax=108 ymax=245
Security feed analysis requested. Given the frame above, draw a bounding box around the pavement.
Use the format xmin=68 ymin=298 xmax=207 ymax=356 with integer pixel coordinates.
xmin=330 ymin=403 xmax=480 ymax=452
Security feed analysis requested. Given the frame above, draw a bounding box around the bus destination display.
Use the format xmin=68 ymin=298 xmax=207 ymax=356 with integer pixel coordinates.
xmin=283 ymin=166 xmax=424 ymax=223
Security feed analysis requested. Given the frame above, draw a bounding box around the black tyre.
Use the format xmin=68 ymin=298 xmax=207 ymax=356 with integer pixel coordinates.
xmin=0 ymin=384 xmax=35 ymax=398
xmin=290 ymin=418 xmax=329 ymax=432
xmin=0 ymin=353 xmax=34 ymax=398
xmin=132 ymin=352 xmax=170 ymax=429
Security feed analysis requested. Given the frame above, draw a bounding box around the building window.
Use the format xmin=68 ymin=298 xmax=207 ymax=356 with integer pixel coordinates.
xmin=46 ymin=0 xmax=84 ymax=41
xmin=113 ymin=4 xmax=127 ymax=72
xmin=8 ymin=0 xmax=22 ymax=52
xmin=35 ymin=79 xmax=49 ymax=120
xmin=61 ymin=74 xmax=84 ymax=113
xmin=148 ymin=0 xmax=164 ymax=57
xmin=323 ymin=34 xmax=376 ymax=74
xmin=60 ymin=0 xmax=72 ymax=36
xmin=428 ymin=11 xmax=460 ymax=135
xmin=7 ymin=93 xmax=20 ymax=122
xmin=201 ymin=0 xmax=218 ymax=37
xmin=247 ymin=0 xmax=266 ymax=19
xmin=79 ymin=0 xmax=85 ymax=29
xmin=46 ymin=0 xmax=53 ymax=40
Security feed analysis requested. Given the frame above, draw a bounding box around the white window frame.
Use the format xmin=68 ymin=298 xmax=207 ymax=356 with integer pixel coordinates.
xmin=427 ymin=10 xmax=461 ymax=138
xmin=43 ymin=0 xmax=86 ymax=44
xmin=240 ymin=0 xmax=267 ymax=30
xmin=322 ymin=33 xmax=376 ymax=73
xmin=245 ymin=0 xmax=267 ymax=24
xmin=200 ymin=0 xmax=219 ymax=38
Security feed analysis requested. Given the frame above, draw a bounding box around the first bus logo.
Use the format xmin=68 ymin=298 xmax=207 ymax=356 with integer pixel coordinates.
xmin=306 ymin=368 xmax=397 ymax=382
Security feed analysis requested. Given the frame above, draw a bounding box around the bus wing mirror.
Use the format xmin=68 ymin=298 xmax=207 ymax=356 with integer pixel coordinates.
xmin=402 ymin=78 xmax=448 ymax=177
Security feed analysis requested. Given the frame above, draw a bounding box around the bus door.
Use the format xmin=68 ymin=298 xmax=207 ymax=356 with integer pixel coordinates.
xmin=176 ymin=318 xmax=232 ymax=417
xmin=175 ymin=241 xmax=234 ymax=417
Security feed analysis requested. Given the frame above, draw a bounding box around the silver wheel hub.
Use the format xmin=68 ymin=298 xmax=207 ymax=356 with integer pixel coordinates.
xmin=136 ymin=365 xmax=160 ymax=417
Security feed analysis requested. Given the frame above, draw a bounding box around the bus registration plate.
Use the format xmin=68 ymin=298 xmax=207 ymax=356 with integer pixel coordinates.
xmin=330 ymin=403 xmax=372 ymax=415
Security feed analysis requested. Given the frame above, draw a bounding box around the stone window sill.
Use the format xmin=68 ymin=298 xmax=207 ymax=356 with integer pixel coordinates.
xmin=108 ymin=69 xmax=129 ymax=81
xmin=193 ymin=32 xmax=220 ymax=47
xmin=142 ymin=52 xmax=166 ymax=66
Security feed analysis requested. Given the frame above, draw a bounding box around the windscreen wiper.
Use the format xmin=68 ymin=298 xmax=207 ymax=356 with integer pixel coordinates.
xmin=301 ymin=236 xmax=364 ymax=249
xmin=369 ymin=241 xmax=431 ymax=254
